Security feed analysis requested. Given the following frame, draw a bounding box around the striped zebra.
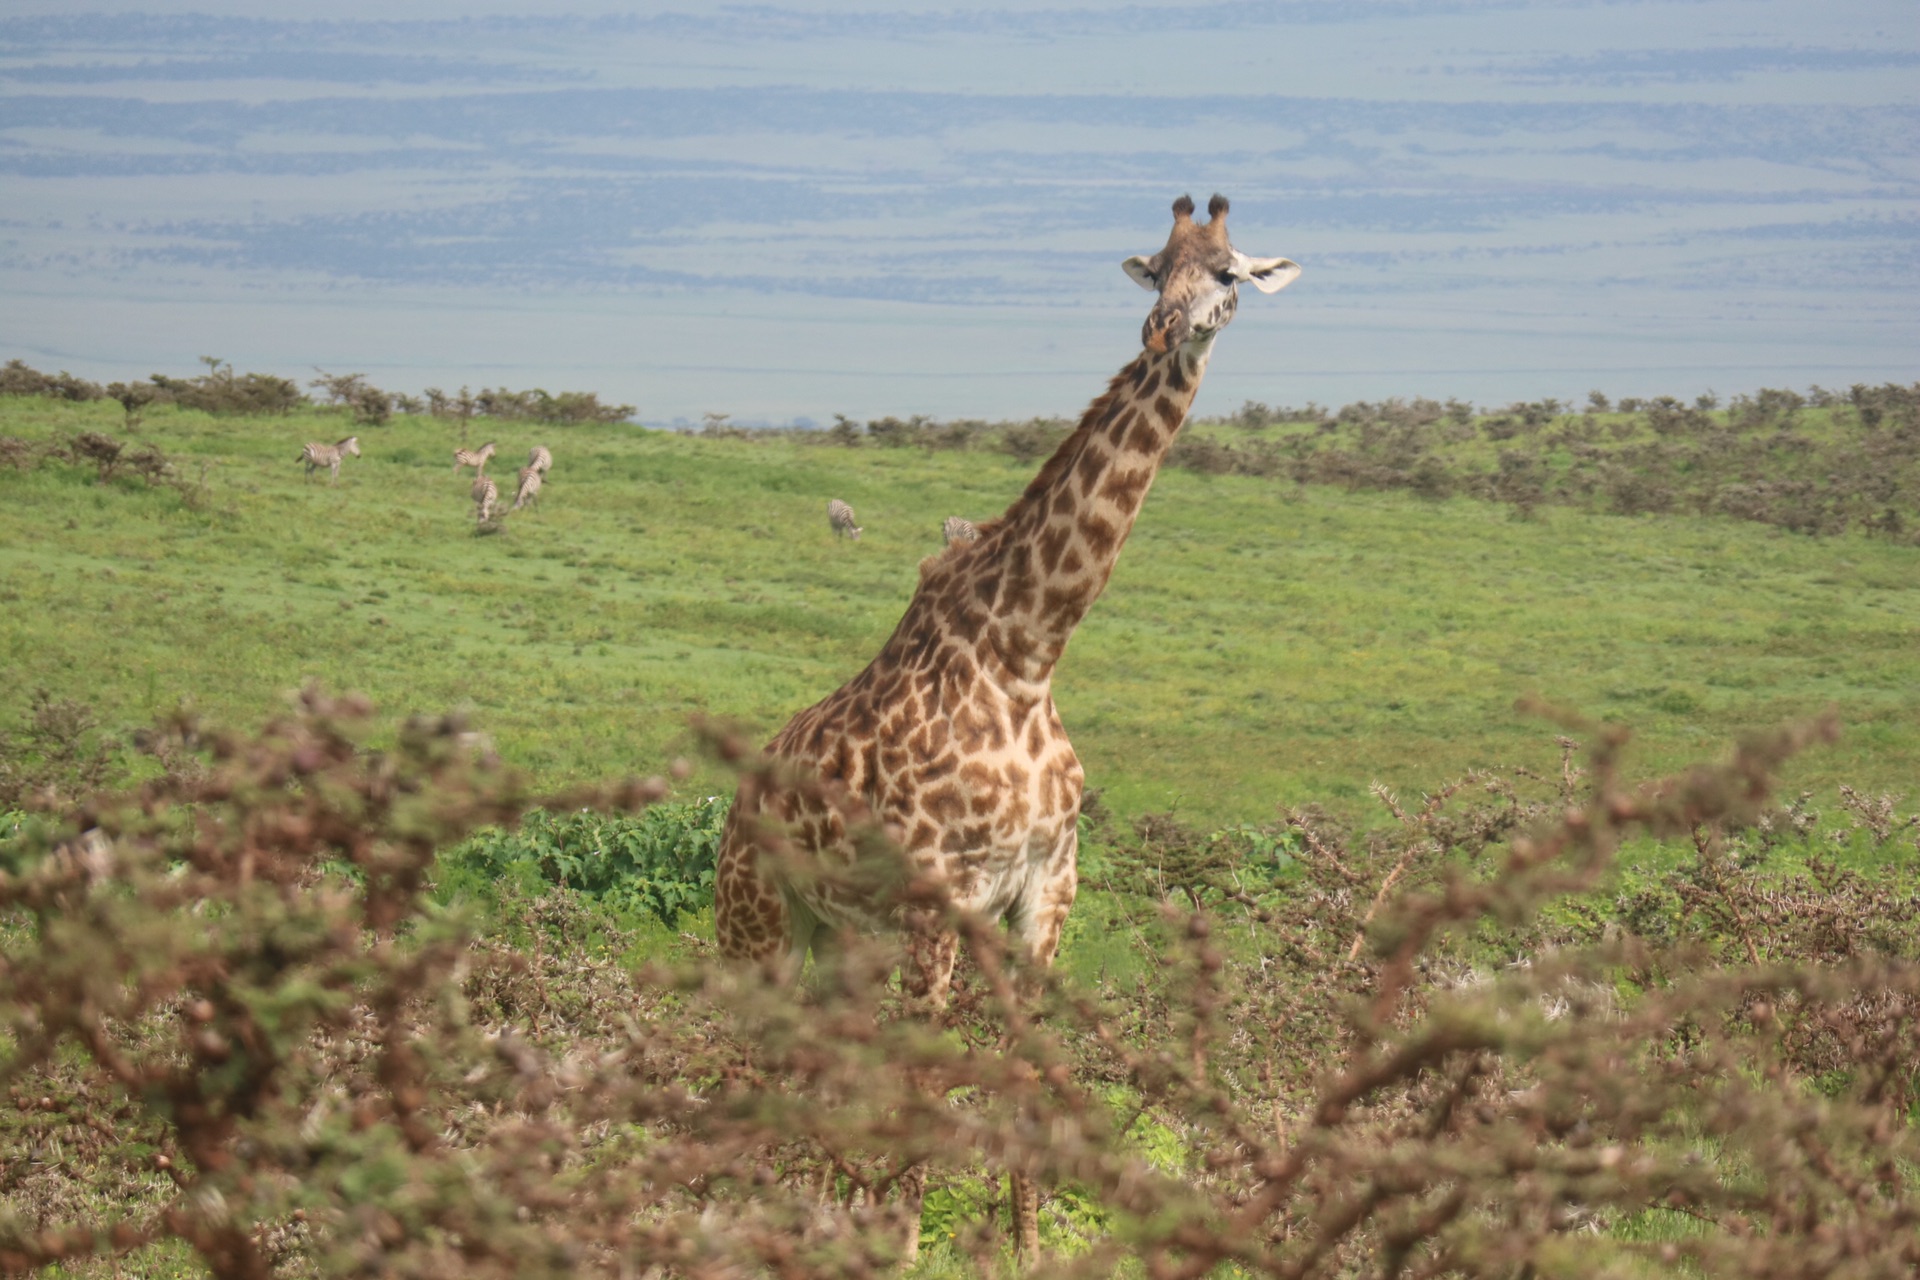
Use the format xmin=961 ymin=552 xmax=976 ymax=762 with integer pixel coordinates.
xmin=527 ymin=444 xmax=553 ymax=475
xmin=472 ymin=475 xmax=499 ymax=522
xmin=298 ymin=436 xmax=360 ymax=484
xmin=453 ymin=441 xmax=497 ymax=476
xmin=941 ymin=515 xmax=978 ymax=546
xmin=827 ymin=498 xmax=863 ymax=540
xmin=511 ymin=465 xmax=542 ymax=511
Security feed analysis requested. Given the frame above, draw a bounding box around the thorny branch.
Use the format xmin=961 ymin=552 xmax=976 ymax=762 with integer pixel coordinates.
xmin=0 ymin=698 xmax=1916 ymax=1277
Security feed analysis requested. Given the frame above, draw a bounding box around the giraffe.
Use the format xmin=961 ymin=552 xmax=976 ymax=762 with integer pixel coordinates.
xmin=714 ymin=193 xmax=1299 ymax=1261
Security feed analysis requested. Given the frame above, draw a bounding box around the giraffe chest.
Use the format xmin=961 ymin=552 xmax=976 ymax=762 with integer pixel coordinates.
xmin=792 ymin=680 xmax=1084 ymax=929
xmin=885 ymin=702 xmax=1084 ymax=918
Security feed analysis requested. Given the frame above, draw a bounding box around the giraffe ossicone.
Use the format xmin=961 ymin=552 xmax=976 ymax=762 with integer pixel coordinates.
xmin=713 ymin=193 xmax=1299 ymax=1260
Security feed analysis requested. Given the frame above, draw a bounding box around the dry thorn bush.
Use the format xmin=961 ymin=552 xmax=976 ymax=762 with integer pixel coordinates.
xmin=2 ymin=696 xmax=1917 ymax=1277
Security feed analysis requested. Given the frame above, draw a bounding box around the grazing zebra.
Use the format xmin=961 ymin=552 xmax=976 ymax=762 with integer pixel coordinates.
xmin=472 ymin=475 xmax=499 ymax=522
xmin=298 ymin=436 xmax=360 ymax=484
xmin=511 ymin=465 xmax=542 ymax=511
xmin=827 ymin=498 xmax=863 ymax=540
xmin=941 ymin=515 xmax=978 ymax=546
xmin=527 ymin=444 xmax=553 ymax=475
xmin=453 ymin=441 xmax=497 ymax=476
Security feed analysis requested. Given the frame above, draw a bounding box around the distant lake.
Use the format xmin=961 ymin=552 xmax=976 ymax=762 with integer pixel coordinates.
xmin=2 ymin=2 xmax=1915 ymax=422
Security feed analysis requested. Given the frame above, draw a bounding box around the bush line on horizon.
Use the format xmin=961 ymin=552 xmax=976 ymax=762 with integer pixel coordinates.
xmin=5 ymin=357 xmax=1916 ymax=541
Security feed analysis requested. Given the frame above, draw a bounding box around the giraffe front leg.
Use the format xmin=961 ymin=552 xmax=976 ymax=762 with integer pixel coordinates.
xmin=892 ymin=860 xmax=971 ymax=1266
xmin=1007 ymin=824 xmax=1079 ymax=1264
xmin=902 ymin=924 xmax=960 ymax=1009
xmin=713 ymin=813 xmax=799 ymax=977
xmin=1013 ymin=827 xmax=1079 ymax=977
xmin=893 ymin=923 xmax=958 ymax=1267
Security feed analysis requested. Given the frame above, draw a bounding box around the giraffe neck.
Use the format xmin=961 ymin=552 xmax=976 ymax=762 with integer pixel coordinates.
xmin=977 ymin=338 xmax=1214 ymax=685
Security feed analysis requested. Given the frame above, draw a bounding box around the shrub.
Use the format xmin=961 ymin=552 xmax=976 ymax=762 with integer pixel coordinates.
xmin=1728 ymin=386 xmax=1803 ymax=429
xmin=53 ymin=431 xmax=126 ymax=483
xmin=1600 ymin=462 xmax=1677 ymax=516
xmin=1229 ymin=399 xmax=1278 ymax=430
xmin=1504 ymin=398 xmax=1560 ymax=427
xmin=1166 ymin=432 xmax=1237 ymax=475
xmin=1852 ymin=381 xmax=1920 ymax=432
xmin=423 ymin=385 xmax=481 ymax=433
xmin=1170 ymin=383 xmax=1920 ymax=537
xmin=1225 ymin=399 xmax=1332 ymax=431
xmin=309 ymin=370 xmax=394 ymax=428
xmin=473 ymin=386 xmax=635 ymax=425
xmin=3 ymin=694 xmax=1920 ymax=1276
xmin=1481 ymin=448 xmax=1547 ymax=515
xmin=0 ymin=690 xmax=121 ymax=808
xmin=1644 ymin=395 xmax=1714 ymax=436
xmin=860 ymin=414 xmax=920 ymax=447
xmin=996 ymin=417 xmax=1071 ymax=463
xmin=103 ymin=380 xmax=158 ymax=429
xmin=0 ymin=360 xmax=102 ymax=402
xmin=144 ymin=356 xmax=305 ymax=416
xmin=0 ymin=691 xmax=669 ymax=1278
xmin=35 ymin=430 xmax=210 ymax=507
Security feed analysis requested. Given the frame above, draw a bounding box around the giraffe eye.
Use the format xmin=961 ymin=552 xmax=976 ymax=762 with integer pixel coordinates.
xmin=1215 ymin=270 xmax=1237 ymax=286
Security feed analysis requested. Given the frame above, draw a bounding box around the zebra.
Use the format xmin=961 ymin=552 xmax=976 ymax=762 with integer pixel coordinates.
xmin=941 ymin=515 xmax=978 ymax=546
xmin=527 ymin=445 xmax=553 ymax=475
xmin=827 ymin=498 xmax=863 ymax=540
xmin=298 ymin=436 xmax=360 ymax=484
xmin=453 ymin=441 xmax=497 ymax=476
xmin=511 ymin=465 xmax=542 ymax=511
xmin=472 ymin=475 xmax=499 ymax=522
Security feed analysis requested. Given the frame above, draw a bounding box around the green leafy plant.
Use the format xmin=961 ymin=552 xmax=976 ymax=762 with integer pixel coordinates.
xmin=443 ymin=798 xmax=727 ymax=926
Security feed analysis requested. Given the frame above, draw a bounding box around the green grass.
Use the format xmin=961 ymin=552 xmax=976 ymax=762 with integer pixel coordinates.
xmin=2 ymin=396 xmax=1917 ymax=830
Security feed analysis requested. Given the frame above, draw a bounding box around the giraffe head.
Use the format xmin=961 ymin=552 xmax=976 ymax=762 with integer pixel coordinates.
xmin=1122 ymin=194 xmax=1300 ymax=354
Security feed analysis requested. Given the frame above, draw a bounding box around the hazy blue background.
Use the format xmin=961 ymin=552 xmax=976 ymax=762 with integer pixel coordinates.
xmin=2 ymin=0 xmax=1915 ymax=424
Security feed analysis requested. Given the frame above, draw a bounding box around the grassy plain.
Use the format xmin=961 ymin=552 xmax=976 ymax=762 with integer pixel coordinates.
xmin=2 ymin=396 xmax=1917 ymax=830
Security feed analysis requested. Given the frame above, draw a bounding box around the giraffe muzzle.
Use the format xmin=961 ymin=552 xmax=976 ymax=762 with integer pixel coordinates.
xmin=1142 ymin=311 xmax=1189 ymax=354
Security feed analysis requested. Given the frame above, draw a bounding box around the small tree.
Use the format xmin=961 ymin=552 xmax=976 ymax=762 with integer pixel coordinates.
xmin=309 ymin=370 xmax=393 ymax=428
xmin=105 ymin=381 xmax=158 ymax=430
xmin=425 ymin=386 xmax=481 ymax=442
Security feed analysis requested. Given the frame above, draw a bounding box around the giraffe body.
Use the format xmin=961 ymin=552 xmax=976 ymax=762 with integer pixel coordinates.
xmin=719 ymin=341 xmax=1219 ymax=987
xmin=713 ymin=194 xmax=1298 ymax=1260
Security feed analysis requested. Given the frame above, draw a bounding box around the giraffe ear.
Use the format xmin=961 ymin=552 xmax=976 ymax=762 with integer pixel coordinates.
xmin=1121 ymin=256 xmax=1159 ymax=291
xmin=1234 ymin=253 xmax=1302 ymax=294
